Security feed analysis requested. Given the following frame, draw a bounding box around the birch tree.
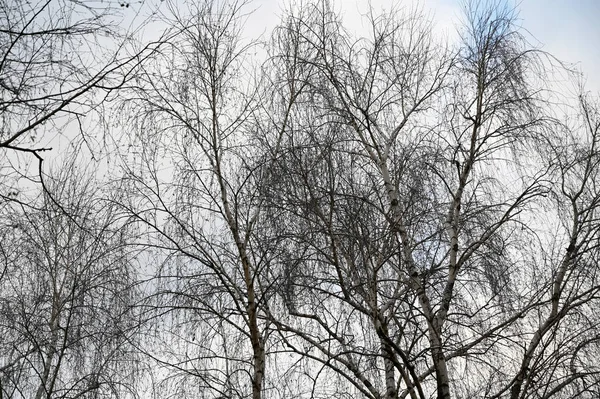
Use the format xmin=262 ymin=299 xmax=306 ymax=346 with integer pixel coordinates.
xmin=117 ymin=1 xmax=304 ymax=397
xmin=262 ymin=1 xmax=600 ymax=398
xmin=0 ymin=158 xmax=142 ymax=399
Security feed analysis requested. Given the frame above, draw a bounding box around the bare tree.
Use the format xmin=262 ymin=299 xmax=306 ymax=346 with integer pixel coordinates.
xmin=0 ymin=157 xmax=143 ymax=399
xmin=4 ymin=1 xmax=598 ymax=398
xmin=497 ymin=90 xmax=600 ymax=399
xmin=116 ymin=1 xmax=305 ymax=397
xmin=262 ymin=1 xmax=454 ymax=397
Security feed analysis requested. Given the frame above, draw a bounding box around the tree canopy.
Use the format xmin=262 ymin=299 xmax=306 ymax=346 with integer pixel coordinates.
xmin=1 ymin=1 xmax=599 ymax=398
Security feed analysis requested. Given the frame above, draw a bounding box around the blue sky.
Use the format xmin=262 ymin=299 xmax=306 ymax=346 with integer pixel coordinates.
xmin=428 ymin=0 xmax=600 ymax=92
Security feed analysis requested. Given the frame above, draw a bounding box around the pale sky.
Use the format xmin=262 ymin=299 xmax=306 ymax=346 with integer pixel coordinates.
xmin=519 ymin=0 xmax=600 ymax=92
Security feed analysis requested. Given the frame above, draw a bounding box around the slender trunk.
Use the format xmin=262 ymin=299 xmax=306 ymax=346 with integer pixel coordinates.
xmin=217 ymin=155 xmax=264 ymax=398
xmin=221 ymin=197 xmax=265 ymax=399
xmin=35 ymin=316 xmax=59 ymax=399
xmin=239 ymin=247 xmax=265 ymax=399
xmin=380 ymin=161 xmax=451 ymax=399
xmin=509 ymin=244 xmax=574 ymax=399
xmin=210 ymin=61 xmax=265 ymax=398
xmin=383 ymin=346 xmax=396 ymax=399
xmin=431 ymin=335 xmax=451 ymax=399
xmin=375 ymin=319 xmax=397 ymax=399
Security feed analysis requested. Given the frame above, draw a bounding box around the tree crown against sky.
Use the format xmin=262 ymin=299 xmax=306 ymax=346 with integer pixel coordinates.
xmin=1 ymin=1 xmax=600 ymax=399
